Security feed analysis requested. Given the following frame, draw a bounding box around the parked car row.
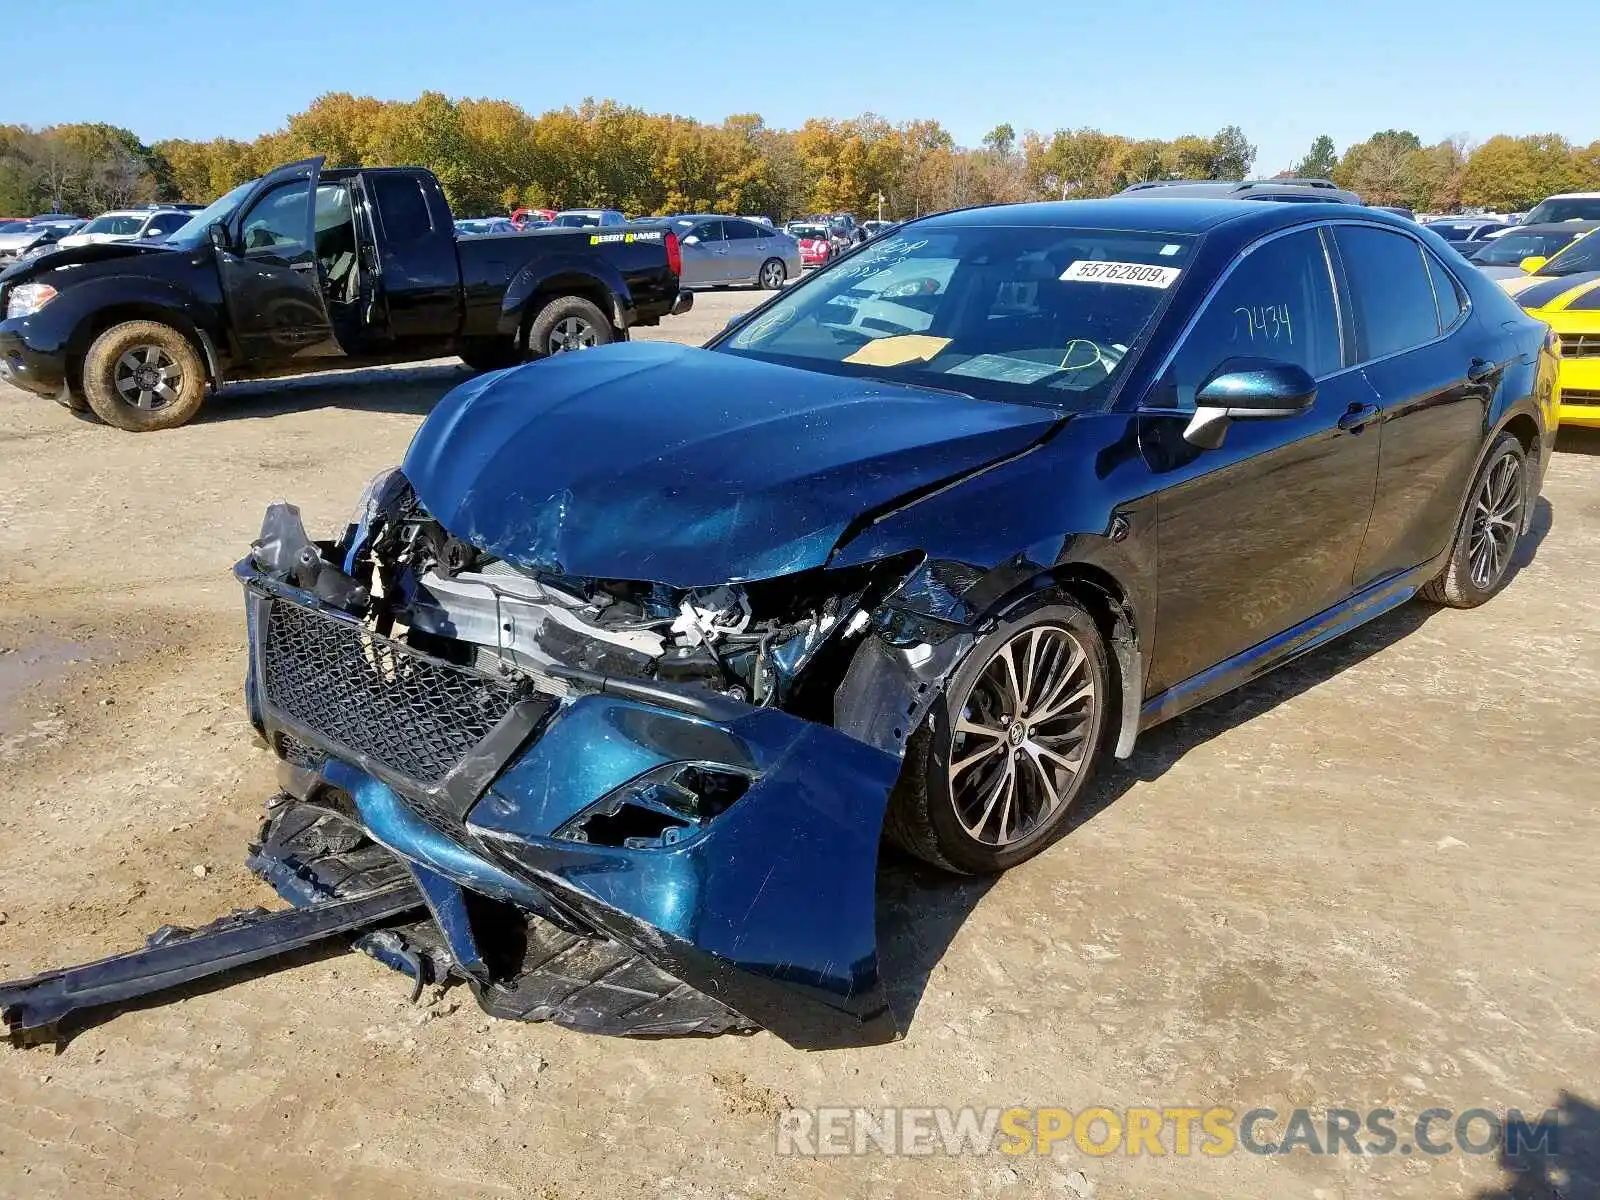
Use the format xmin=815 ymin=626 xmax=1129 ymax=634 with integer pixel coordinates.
xmin=0 ymin=216 xmax=87 ymax=265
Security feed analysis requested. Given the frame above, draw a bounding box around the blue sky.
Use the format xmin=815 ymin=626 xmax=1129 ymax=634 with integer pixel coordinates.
xmin=17 ymin=0 xmax=1594 ymax=175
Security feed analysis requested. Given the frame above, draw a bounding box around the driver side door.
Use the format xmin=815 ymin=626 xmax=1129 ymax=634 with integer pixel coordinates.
xmin=1139 ymin=225 xmax=1383 ymax=696
xmin=216 ymin=158 xmax=340 ymax=367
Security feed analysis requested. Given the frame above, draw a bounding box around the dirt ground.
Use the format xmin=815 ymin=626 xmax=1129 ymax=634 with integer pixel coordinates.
xmin=1 ymin=288 xmax=1597 ymax=1199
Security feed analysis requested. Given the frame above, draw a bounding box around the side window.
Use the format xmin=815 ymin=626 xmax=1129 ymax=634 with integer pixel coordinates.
xmin=691 ymin=221 xmax=724 ymax=242
xmin=370 ymin=175 xmax=433 ymax=245
xmin=1333 ymin=226 xmax=1441 ymax=360
xmin=239 ymin=181 xmax=312 ymax=262
xmin=1424 ymin=249 xmax=1466 ymax=332
xmin=725 ymin=220 xmax=760 ymax=240
xmin=144 ymin=213 xmax=188 ymax=237
xmin=1158 ymin=228 xmax=1342 ymax=408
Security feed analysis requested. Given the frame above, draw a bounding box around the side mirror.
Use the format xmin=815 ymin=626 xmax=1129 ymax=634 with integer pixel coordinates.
xmin=681 ymin=235 xmax=700 ymax=246
xmin=208 ymin=223 xmax=230 ymax=254
xmin=1519 ymin=255 xmax=1549 ymax=274
xmin=1183 ymin=358 xmax=1317 ymax=450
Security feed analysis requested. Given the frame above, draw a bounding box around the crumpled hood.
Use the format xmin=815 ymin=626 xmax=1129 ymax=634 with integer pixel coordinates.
xmin=404 ymin=341 xmax=1060 ymax=586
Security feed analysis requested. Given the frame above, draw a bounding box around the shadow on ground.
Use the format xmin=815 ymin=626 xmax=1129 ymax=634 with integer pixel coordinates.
xmin=201 ymin=361 xmax=474 ymax=424
xmin=1472 ymin=1090 xmax=1600 ymax=1200
xmin=877 ymin=497 xmax=1553 ymax=1035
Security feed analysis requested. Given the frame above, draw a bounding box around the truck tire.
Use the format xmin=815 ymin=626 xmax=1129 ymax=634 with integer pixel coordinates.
xmin=458 ymin=337 xmax=522 ymax=372
xmin=82 ymin=320 xmax=207 ymax=432
xmin=527 ymin=296 xmax=613 ymax=358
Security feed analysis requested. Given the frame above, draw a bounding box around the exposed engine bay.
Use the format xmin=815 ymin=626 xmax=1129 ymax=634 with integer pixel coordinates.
xmin=260 ymin=468 xmax=939 ymax=726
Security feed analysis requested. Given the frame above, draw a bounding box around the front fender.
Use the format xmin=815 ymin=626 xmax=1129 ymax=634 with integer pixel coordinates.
xmin=51 ymin=275 xmax=225 ymax=376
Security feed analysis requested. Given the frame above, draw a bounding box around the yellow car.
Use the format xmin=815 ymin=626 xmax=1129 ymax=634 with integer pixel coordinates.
xmin=1496 ymin=230 xmax=1600 ymax=428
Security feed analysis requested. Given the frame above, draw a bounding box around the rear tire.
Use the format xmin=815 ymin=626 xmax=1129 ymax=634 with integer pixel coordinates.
xmin=1420 ymin=431 xmax=1529 ymax=608
xmin=527 ymin=296 xmax=613 ymax=358
xmin=758 ymin=258 xmax=787 ymax=289
xmin=82 ymin=320 xmax=207 ymax=432
xmin=885 ymin=598 xmax=1112 ymax=874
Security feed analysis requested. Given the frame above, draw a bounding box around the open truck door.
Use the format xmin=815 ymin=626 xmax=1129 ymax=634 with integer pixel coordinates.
xmin=214 ymin=156 xmax=340 ymax=366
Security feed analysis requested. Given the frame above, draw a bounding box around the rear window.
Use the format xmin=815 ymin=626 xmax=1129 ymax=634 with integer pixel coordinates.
xmin=1522 ymin=197 xmax=1600 ymax=224
xmin=371 ymin=175 xmax=433 ymax=244
xmin=1334 ymin=226 xmax=1441 ymax=359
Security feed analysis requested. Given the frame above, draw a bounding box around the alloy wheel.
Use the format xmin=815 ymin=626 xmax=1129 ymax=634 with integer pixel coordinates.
xmin=760 ymin=260 xmax=786 ymax=289
xmin=948 ymin=624 xmax=1097 ymax=846
xmin=113 ymin=345 xmax=182 ymax=410
xmin=547 ymin=317 xmax=598 ymax=354
xmin=1467 ymin=452 xmax=1523 ymax=589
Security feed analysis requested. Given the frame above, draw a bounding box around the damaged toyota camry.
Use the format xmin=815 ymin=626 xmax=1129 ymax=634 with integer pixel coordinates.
xmin=0 ymin=199 xmax=1558 ymax=1050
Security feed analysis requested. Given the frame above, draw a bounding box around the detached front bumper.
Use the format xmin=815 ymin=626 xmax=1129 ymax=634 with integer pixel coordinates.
xmin=237 ymin=561 xmax=903 ymax=1048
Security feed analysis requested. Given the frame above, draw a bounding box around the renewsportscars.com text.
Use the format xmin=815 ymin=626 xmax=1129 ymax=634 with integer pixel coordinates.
xmin=776 ymin=1105 xmax=1560 ymax=1160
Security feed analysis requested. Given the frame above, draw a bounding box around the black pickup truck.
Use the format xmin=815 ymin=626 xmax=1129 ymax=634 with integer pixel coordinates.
xmin=0 ymin=157 xmax=692 ymax=430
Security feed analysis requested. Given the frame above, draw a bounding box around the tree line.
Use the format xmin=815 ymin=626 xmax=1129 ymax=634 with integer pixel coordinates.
xmin=3 ymin=93 xmax=1596 ymax=221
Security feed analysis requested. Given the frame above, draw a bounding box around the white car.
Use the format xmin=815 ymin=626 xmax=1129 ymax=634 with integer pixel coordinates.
xmin=57 ymin=208 xmax=195 ymax=249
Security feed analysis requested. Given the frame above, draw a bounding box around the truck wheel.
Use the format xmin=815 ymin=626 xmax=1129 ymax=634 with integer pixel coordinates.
xmin=82 ymin=320 xmax=207 ymax=432
xmin=528 ymin=296 xmax=612 ymax=357
xmin=758 ymin=258 xmax=787 ymax=289
xmin=458 ymin=337 xmax=522 ymax=372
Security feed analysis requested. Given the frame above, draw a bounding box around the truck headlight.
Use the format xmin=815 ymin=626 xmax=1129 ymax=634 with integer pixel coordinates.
xmin=5 ymin=283 xmax=57 ymax=319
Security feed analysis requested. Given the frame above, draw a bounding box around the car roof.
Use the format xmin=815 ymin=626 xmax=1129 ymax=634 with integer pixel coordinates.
xmin=914 ymin=197 xmax=1377 ymax=237
xmin=1539 ymin=192 xmax=1600 ymax=200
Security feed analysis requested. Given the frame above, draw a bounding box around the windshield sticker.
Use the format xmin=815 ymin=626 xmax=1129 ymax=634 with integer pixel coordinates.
xmin=945 ymin=354 xmax=1068 ymax=384
xmin=1060 ymin=260 xmax=1181 ymax=288
xmin=588 ymin=230 xmax=663 ymax=245
xmin=1160 ymin=244 xmax=1183 ymax=256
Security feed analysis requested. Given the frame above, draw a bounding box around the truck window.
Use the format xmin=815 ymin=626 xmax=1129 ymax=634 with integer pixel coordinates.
xmin=239 ymin=181 xmax=313 ymax=263
xmin=371 ymin=175 xmax=434 ymax=244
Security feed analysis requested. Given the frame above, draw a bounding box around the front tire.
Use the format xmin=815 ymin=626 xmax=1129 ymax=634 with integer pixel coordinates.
xmin=1420 ymin=431 xmax=1529 ymax=608
xmin=527 ymin=296 xmax=613 ymax=358
xmin=82 ymin=320 xmax=207 ymax=431
xmin=886 ymin=599 xmax=1111 ymax=874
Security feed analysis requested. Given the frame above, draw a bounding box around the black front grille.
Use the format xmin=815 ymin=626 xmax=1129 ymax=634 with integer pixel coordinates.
xmin=1562 ymin=387 xmax=1600 ymax=406
xmin=259 ymin=597 xmax=528 ymax=786
xmin=1559 ymin=333 xmax=1600 ymax=359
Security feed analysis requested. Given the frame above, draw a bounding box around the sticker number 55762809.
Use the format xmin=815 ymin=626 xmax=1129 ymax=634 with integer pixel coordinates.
xmin=1060 ymin=260 xmax=1182 ymax=288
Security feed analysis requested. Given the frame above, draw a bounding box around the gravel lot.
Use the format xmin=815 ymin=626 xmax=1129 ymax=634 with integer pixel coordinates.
xmin=1 ymin=288 xmax=1597 ymax=1199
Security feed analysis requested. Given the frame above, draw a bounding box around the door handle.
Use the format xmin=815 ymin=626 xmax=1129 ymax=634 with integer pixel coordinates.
xmin=1337 ymin=403 xmax=1380 ymax=432
xmin=1467 ymin=357 xmax=1498 ymax=384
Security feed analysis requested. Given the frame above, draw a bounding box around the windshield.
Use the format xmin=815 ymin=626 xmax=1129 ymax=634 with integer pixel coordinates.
xmin=1537 ymin=228 xmax=1600 ymax=277
xmin=1470 ymin=230 xmax=1585 ymax=265
xmin=80 ymin=214 xmax=144 ymax=236
xmin=717 ymin=225 xmax=1193 ymax=411
xmin=1522 ymin=197 xmax=1600 ymax=225
xmin=789 ymin=224 xmax=827 ymax=239
xmin=553 ymin=213 xmax=600 ymax=227
xmin=0 ymin=220 xmax=31 ymax=235
xmin=165 ymin=179 xmax=257 ymax=248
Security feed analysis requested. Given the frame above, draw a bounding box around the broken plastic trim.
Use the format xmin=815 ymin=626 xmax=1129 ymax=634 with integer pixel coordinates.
xmin=553 ymin=762 xmax=755 ymax=849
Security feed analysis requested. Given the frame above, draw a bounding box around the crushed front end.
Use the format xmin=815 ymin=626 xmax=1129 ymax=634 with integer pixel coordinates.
xmin=236 ymin=477 xmax=923 ymax=1048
